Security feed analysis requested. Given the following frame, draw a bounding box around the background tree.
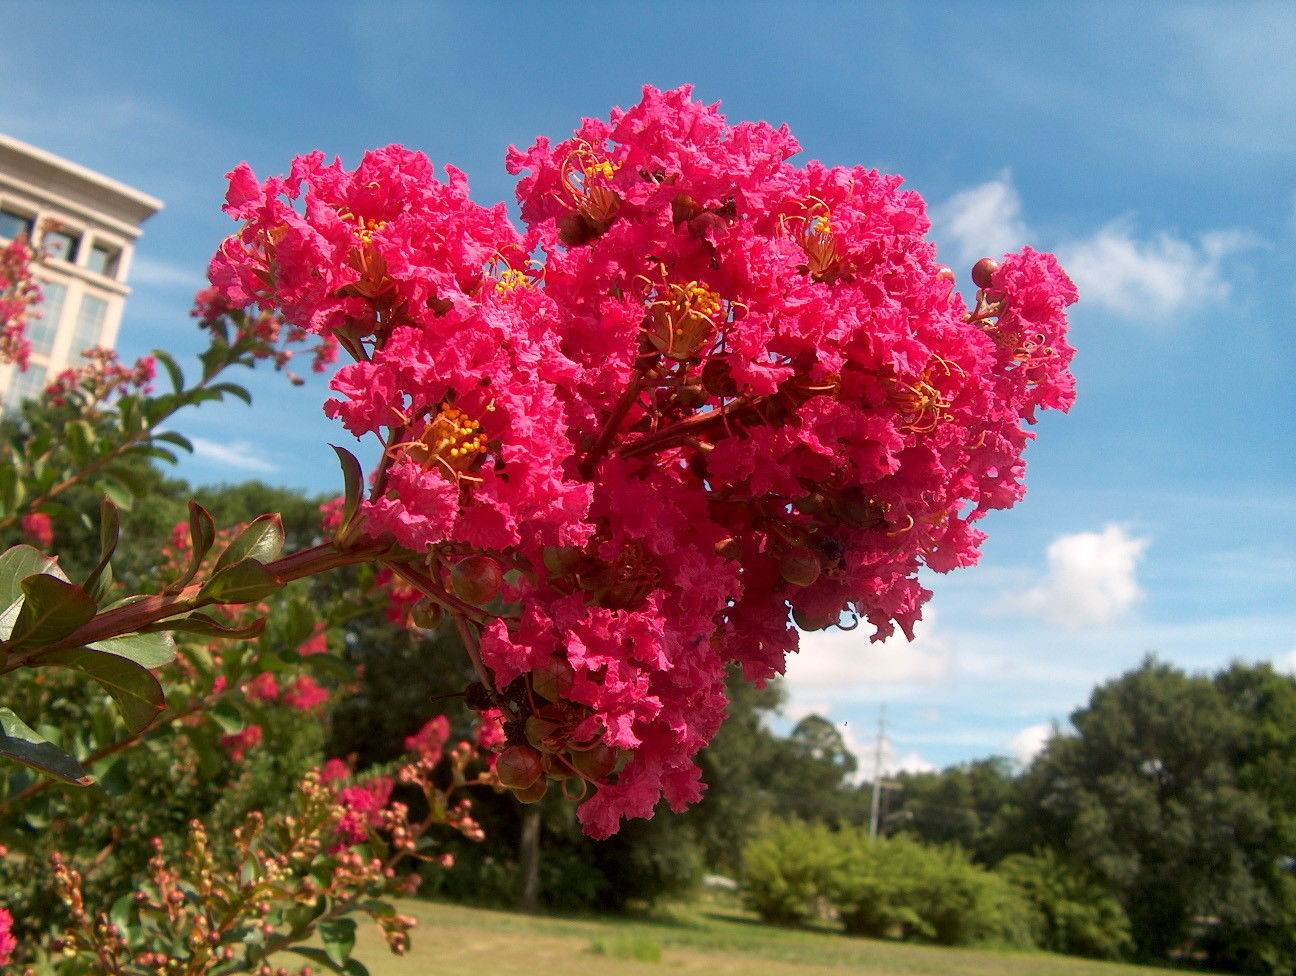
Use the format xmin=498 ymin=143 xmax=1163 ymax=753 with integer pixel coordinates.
xmin=1012 ymin=657 xmax=1296 ymax=972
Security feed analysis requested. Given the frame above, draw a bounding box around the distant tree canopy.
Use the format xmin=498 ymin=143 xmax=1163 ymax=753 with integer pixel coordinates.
xmin=1012 ymin=657 xmax=1296 ymax=972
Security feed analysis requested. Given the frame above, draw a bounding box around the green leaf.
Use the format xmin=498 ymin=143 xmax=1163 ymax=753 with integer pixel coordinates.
xmin=0 ymin=544 xmax=62 ymax=608
xmin=214 ymin=514 xmax=285 ymax=572
xmin=66 ymin=420 xmax=95 ymax=466
xmin=83 ymin=495 xmax=121 ymax=596
xmin=86 ymin=560 xmax=114 ymax=605
xmin=319 ymin=917 xmax=358 ymax=968
xmin=198 ymin=558 xmax=284 ymax=605
xmin=153 ymin=349 xmax=185 ymax=394
xmin=88 ymin=630 xmax=177 ymax=669
xmin=0 ymin=707 xmax=94 ymax=785
xmin=155 ymin=430 xmax=194 ymax=454
xmin=331 ymin=445 xmax=364 ymax=535
xmin=168 ymin=501 xmax=216 ymax=593
xmin=142 ymin=611 xmax=266 ymax=640
xmin=6 ymin=574 xmax=97 ymax=649
xmin=41 ymin=647 xmax=166 ymax=734
xmin=210 ymin=381 xmax=253 ymax=406
xmin=101 ymin=477 xmax=133 ymax=511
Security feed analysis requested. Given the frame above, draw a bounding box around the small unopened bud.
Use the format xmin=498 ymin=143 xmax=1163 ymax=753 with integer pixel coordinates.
xmin=513 ymin=777 xmax=549 ymax=804
xmin=570 ymin=742 xmax=618 ymax=781
xmin=779 ymin=547 xmax=822 ymax=587
xmin=531 ymin=655 xmax=575 ymax=703
xmin=971 ymin=257 xmax=1000 ymax=290
xmin=410 ymin=598 xmax=443 ymax=629
xmin=449 ymin=554 xmax=504 ymax=605
xmin=496 ymin=745 xmax=544 ymax=790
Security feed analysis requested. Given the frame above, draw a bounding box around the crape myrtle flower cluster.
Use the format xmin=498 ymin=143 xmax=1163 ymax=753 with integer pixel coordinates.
xmin=206 ymin=86 xmax=1076 ymax=837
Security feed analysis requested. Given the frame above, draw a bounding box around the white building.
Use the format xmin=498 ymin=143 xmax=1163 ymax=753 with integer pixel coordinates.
xmin=0 ymin=133 xmax=162 ymax=410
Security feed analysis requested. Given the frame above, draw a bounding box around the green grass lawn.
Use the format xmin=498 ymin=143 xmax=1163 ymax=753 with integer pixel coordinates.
xmin=289 ymin=898 xmax=1212 ymax=976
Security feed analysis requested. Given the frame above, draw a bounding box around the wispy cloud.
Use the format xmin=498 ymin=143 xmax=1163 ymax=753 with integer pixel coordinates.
xmin=1014 ymin=523 xmax=1150 ymax=628
xmin=1058 ymin=222 xmax=1254 ymax=322
xmin=934 ymin=174 xmax=1256 ymax=323
xmin=933 ymin=172 xmax=1029 ymax=269
xmin=190 ymin=437 xmax=277 ymax=474
xmin=130 ymin=256 xmax=207 ymax=291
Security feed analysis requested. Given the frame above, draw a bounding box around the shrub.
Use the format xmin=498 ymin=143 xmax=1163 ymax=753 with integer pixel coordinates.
xmin=741 ymin=818 xmax=837 ymax=925
xmin=996 ymin=849 xmax=1132 ymax=959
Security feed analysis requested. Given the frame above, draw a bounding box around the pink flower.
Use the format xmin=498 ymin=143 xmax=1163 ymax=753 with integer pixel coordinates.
xmin=335 ymin=777 xmax=394 ymax=847
xmin=243 ymin=672 xmax=279 ymax=704
xmin=220 ymin=725 xmax=262 ymax=762
xmin=283 ymin=674 xmax=330 ymax=712
xmin=0 ymin=906 xmax=15 ymax=965
xmin=404 ymin=715 xmax=450 ymax=762
xmin=474 ymin=709 xmax=506 ymax=752
xmin=20 ymin=512 xmax=53 ymax=549
xmin=321 ymin=757 xmax=350 ymax=783
xmin=207 ymin=86 xmax=1076 ymax=837
xmin=297 ymin=624 xmax=329 ymax=656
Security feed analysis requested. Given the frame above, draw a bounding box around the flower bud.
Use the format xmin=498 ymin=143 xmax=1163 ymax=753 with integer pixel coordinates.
xmin=449 ymin=554 xmax=504 ymax=605
xmin=532 ymin=655 xmax=575 ymax=702
xmin=792 ymin=604 xmax=839 ymax=631
xmin=570 ymin=742 xmax=618 ymax=781
xmin=410 ymin=598 xmax=443 ymax=629
xmin=513 ymin=778 xmax=549 ymax=803
xmin=701 ymin=356 xmax=738 ymax=397
xmin=779 ymin=547 xmax=822 ymax=587
xmin=496 ymin=745 xmax=544 ymax=789
xmin=971 ymin=257 xmax=1000 ymax=290
xmin=463 ymin=681 xmax=494 ymax=711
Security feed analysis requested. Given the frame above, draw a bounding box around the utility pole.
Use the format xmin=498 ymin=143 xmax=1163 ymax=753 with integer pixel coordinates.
xmin=868 ymin=704 xmax=887 ymax=838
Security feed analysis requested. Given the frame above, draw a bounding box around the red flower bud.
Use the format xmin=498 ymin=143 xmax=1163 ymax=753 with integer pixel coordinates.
xmin=779 ymin=547 xmax=822 ymax=587
xmin=513 ymin=778 xmax=549 ymax=804
xmin=971 ymin=257 xmax=1000 ymax=290
xmin=570 ymin=742 xmax=618 ymax=781
xmin=449 ymin=554 xmax=504 ymax=605
xmin=531 ymin=655 xmax=575 ymax=703
xmin=496 ymin=745 xmax=544 ymax=790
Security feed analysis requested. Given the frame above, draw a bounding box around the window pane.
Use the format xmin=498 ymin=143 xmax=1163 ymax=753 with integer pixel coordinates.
xmin=43 ymin=229 xmax=79 ymax=263
xmin=72 ymin=293 xmax=108 ymax=358
xmin=87 ymin=243 xmax=120 ymax=278
xmin=4 ymin=363 xmax=47 ymax=412
xmin=28 ymin=280 xmax=68 ymax=356
xmin=0 ymin=208 xmax=34 ymax=241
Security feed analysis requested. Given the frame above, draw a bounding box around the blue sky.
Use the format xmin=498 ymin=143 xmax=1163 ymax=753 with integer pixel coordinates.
xmin=2 ymin=2 xmax=1292 ymax=775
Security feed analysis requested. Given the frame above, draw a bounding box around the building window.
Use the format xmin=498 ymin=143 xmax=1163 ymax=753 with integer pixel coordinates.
xmin=86 ymin=242 xmax=120 ymax=278
xmin=4 ymin=363 xmax=47 ymax=412
xmin=72 ymin=293 xmax=108 ymax=358
xmin=42 ymin=226 xmax=80 ymax=264
xmin=27 ymin=280 xmax=68 ymax=356
xmin=0 ymin=206 xmax=35 ymax=242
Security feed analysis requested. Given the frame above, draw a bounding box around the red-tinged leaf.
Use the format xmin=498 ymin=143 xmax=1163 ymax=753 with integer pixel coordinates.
xmin=6 ymin=575 xmax=97 ymax=649
xmin=214 ymin=514 xmax=285 ymax=572
xmin=198 ymin=558 xmax=284 ymax=605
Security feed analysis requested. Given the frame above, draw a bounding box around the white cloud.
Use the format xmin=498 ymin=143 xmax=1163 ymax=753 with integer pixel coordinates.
xmin=1016 ymin=523 xmax=1149 ymax=627
xmin=1058 ymin=222 xmax=1254 ymax=322
xmin=934 ymin=173 xmax=1255 ymax=323
xmin=933 ymin=172 xmax=1031 ymax=269
xmin=190 ymin=437 xmax=278 ymax=474
xmin=783 ymin=610 xmax=953 ymax=702
xmin=1007 ymin=722 xmax=1053 ymax=767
